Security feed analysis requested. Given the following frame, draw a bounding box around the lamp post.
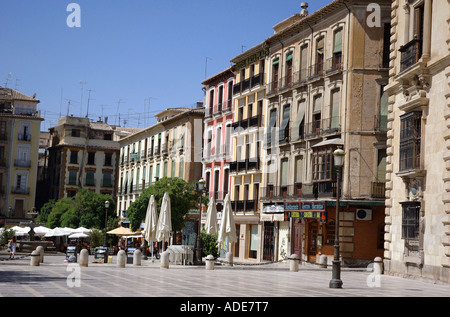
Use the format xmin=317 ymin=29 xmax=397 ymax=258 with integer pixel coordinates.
xmin=104 ymin=200 xmax=110 ymax=247
xmin=330 ymin=147 xmax=344 ymax=289
xmin=195 ymin=178 xmax=205 ymax=265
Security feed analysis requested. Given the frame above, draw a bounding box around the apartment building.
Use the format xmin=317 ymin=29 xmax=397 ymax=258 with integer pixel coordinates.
xmin=116 ymin=106 xmax=204 ymax=219
xmin=384 ymin=0 xmax=450 ymax=283
xmin=229 ymin=43 xmax=268 ymax=261
xmin=47 ymin=116 xmax=120 ymax=200
xmin=202 ymin=67 xmax=235 ymax=216
xmin=260 ymin=0 xmax=391 ymax=265
xmin=0 ymin=87 xmax=43 ymax=226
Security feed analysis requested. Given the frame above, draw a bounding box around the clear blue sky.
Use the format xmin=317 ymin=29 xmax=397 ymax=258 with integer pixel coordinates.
xmin=1 ymin=0 xmax=330 ymax=131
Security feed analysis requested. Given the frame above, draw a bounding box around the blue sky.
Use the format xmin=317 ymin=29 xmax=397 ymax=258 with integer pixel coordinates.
xmin=1 ymin=0 xmax=330 ymax=131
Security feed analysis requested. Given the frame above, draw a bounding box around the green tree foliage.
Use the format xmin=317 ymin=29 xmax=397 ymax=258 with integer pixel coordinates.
xmin=41 ymin=188 xmax=117 ymax=230
xmin=127 ymin=177 xmax=200 ymax=232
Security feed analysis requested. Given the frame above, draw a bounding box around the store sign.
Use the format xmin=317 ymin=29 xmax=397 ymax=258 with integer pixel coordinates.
xmin=284 ymin=201 xmax=327 ymax=223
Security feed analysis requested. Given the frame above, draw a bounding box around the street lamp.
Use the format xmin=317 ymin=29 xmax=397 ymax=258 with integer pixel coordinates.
xmin=195 ymin=178 xmax=205 ymax=265
xmin=330 ymin=147 xmax=344 ymax=289
xmin=104 ymin=200 xmax=110 ymax=247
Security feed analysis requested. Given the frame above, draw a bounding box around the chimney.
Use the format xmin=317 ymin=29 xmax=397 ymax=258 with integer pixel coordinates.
xmin=196 ymin=101 xmax=204 ymax=108
xmin=300 ymin=2 xmax=308 ymax=15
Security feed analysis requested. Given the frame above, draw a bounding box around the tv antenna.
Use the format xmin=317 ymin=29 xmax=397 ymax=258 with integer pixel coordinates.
xmin=85 ymin=89 xmax=95 ymax=118
xmin=65 ymin=98 xmax=78 ymax=116
xmin=79 ymin=81 xmax=87 ymax=116
xmin=115 ymin=99 xmax=125 ymax=125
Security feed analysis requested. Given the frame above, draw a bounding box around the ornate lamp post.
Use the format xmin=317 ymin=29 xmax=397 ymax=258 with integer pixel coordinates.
xmin=104 ymin=200 xmax=110 ymax=247
xmin=330 ymin=147 xmax=344 ymax=289
xmin=195 ymin=178 xmax=205 ymax=265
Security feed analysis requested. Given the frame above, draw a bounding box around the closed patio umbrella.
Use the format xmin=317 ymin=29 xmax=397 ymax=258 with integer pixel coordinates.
xmin=218 ymin=194 xmax=237 ymax=252
xmin=205 ymin=196 xmax=218 ymax=234
xmin=156 ymin=192 xmax=172 ymax=251
xmin=143 ymin=195 xmax=158 ymax=260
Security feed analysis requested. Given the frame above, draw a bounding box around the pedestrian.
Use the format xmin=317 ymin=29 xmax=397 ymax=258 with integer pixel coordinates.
xmin=8 ymin=237 xmax=16 ymax=259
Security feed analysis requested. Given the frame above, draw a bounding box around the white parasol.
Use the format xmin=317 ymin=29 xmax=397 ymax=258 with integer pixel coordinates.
xmin=156 ymin=192 xmax=172 ymax=250
xmin=143 ymin=195 xmax=158 ymax=260
xmin=217 ymin=194 xmax=237 ymax=251
xmin=205 ymin=196 xmax=218 ymax=234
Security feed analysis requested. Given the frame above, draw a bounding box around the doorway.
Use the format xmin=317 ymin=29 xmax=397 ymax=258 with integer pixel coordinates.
xmin=308 ymin=221 xmax=319 ymax=263
xmin=263 ymin=222 xmax=275 ymax=261
xmin=292 ymin=221 xmax=304 ymax=258
xmin=14 ymin=199 xmax=24 ymax=218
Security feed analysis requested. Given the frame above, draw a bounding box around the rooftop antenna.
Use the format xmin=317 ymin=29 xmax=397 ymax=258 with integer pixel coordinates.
xmin=4 ymin=72 xmax=12 ymax=88
xmin=241 ymin=45 xmax=247 ymax=53
xmin=79 ymin=81 xmax=87 ymax=116
xmin=59 ymin=87 xmax=63 ymax=118
xmin=85 ymin=89 xmax=95 ymax=118
xmin=65 ymin=98 xmax=78 ymax=116
xmin=205 ymin=57 xmax=212 ymax=79
xmin=146 ymin=97 xmax=157 ymax=127
xmin=14 ymin=77 xmax=20 ymax=90
xmin=115 ymin=99 xmax=125 ymax=125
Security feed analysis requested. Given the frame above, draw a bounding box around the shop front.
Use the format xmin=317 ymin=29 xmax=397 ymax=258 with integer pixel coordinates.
xmin=285 ymin=200 xmax=385 ymax=266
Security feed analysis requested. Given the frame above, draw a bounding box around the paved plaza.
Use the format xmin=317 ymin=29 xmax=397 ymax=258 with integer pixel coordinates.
xmin=0 ymin=251 xmax=448 ymax=312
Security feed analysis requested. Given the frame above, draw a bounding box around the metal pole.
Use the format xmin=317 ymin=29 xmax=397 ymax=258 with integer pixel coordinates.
xmin=330 ymin=165 xmax=343 ymax=288
xmin=104 ymin=206 xmax=108 ymax=247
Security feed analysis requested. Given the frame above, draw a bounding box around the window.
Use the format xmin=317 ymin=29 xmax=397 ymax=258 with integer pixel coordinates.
xmin=70 ymin=150 xmax=78 ymax=164
xmin=103 ymin=133 xmax=112 ymax=140
xmin=285 ymin=51 xmax=293 ymax=88
xmin=400 ymin=4 xmax=424 ymax=71
xmin=86 ymin=171 xmax=95 ymax=186
xmin=87 ymin=152 xmax=95 ymax=165
xmin=299 ymin=44 xmax=308 ymax=82
xmin=315 ymin=36 xmax=324 ymax=76
xmin=312 ymin=148 xmax=334 ymax=181
xmin=326 ymin=220 xmax=336 ymax=245
xmin=71 ymin=129 xmax=81 ymax=137
xmin=331 ymin=28 xmax=343 ymax=70
xmin=103 ymin=171 xmax=112 ymax=187
xmin=279 ymin=105 xmax=290 ymax=142
xmin=68 ymin=170 xmax=77 ymax=185
xmin=267 ymin=109 xmax=277 ymax=145
xmin=401 ymin=201 xmax=420 ymax=242
xmin=271 ymin=58 xmax=279 ymax=92
xmin=399 ymin=111 xmax=421 ymax=171
xmin=104 ymin=153 xmax=112 ymax=166
xmin=0 ymin=121 xmax=6 ymax=139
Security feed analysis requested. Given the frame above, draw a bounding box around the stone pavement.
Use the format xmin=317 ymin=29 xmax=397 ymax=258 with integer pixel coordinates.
xmin=0 ymin=251 xmax=449 ymax=311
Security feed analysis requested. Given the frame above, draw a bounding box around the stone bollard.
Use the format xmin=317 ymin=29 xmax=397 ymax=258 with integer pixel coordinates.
xmin=30 ymin=250 xmax=40 ymax=266
xmin=79 ymin=249 xmax=89 ymax=267
xmin=117 ymin=250 xmax=126 ymax=268
xmin=319 ymin=254 xmax=328 ymax=268
xmin=133 ymin=249 xmax=142 ymax=266
xmin=289 ymin=254 xmax=299 ymax=272
xmin=373 ymin=256 xmax=383 ymax=275
xmin=225 ymin=251 xmax=233 ymax=267
xmin=160 ymin=251 xmax=170 ymax=269
xmin=205 ymin=255 xmax=215 ymax=270
xmin=36 ymin=246 xmax=44 ymax=263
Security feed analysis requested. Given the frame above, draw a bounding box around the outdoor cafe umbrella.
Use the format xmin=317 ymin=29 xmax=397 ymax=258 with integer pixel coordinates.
xmin=10 ymin=226 xmax=30 ymax=236
xmin=73 ymin=226 xmax=91 ymax=234
xmin=205 ymin=196 xmax=218 ymax=234
xmin=33 ymin=226 xmax=51 ymax=236
xmin=69 ymin=232 xmax=89 ymax=239
xmin=218 ymin=194 xmax=237 ymax=252
xmin=107 ymin=226 xmax=139 ymax=236
xmin=156 ymin=192 xmax=172 ymax=250
xmin=143 ymin=195 xmax=158 ymax=260
xmin=45 ymin=227 xmax=72 ymax=237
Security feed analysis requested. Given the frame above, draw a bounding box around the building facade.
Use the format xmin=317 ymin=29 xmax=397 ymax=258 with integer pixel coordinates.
xmin=384 ymin=0 xmax=450 ymax=283
xmin=116 ymin=106 xmax=204 ymax=220
xmin=229 ymin=43 xmax=268 ymax=261
xmin=260 ymin=0 xmax=391 ymax=266
xmin=0 ymin=87 xmax=43 ymax=226
xmin=47 ymin=116 xmax=120 ymax=200
xmin=202 ymin=67 xmax=235 ymax=219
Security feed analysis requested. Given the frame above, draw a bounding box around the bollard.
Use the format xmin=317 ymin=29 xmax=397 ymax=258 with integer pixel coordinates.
xmin=79 ymin=249 xmax=89 ymax=267
xmin=373 ymin=256 xmax=383 ymax=275
xmin=160 ymin=251 xmax=170 ymax=269
xmin=30 ymin=250 xmax=40 ymax=266
xmin=319 ymin=254 xmax=328 ymax=268
xmin=289 ymin=254 xmax=299 ymax=272
xmin=225 ymin=251 xmax=233 ymax=267
xmin=36 ymin=246 xmax=44 ymax=263
xmin=205 ymin=255 xmax=215 ymax=270
xmin=133 ymin=249 xmax=142 ymax=266
xmin=117 ymin=250 xmax=126 ymax=268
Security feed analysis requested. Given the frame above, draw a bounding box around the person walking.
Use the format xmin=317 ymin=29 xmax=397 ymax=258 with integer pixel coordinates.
xmin=8 ymin=237 xmax=16 ymax=259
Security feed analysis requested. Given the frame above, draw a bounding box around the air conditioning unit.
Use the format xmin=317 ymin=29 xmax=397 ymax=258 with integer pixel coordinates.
xmin=356 ymin=209 xmax=372 ymax=221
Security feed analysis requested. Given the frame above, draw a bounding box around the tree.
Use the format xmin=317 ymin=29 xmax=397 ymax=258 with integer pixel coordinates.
xmin=127 ymin=177 xmax=200 ymax=232
xmin=42 ymin=188 xmax=117 ymax=230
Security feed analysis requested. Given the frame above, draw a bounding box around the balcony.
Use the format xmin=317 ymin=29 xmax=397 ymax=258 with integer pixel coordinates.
xmin=231 ymin=200 xmax=256 ymax=212
xmin=11 ymin=186 xmax=30 ymax=195
xmin=18 ymin=133 xmax=31 ymax=142
xmin=293 ymin=69 xmax=308 ymax=86
xmin=321 ymin=117 xmax=341 ymax=136
xmin=14 ymin=159 xmax=31 ymax=168
xmin=305 ymin=121 xmax=321 ymax=139
xmin=308 ymin=62 xmax=324 ymax=81
xmin=325 ymin=54 xmax=343 ymax=74
xmin=233 ymin=73 xmax=264 ymax=95
xmin=231 ymin=115 xmax=261 ymax=131
xmin=229 ymin=159 xmax=260 ymax=173
xmin=371 ymin=182 xmax=386 ymax=199
xmin=162 ymin=143 xmax=169 ymax=156
xmin=399 ymin=39 xmax=422 ymax=72
xmin=279 ymin=75 xmax=293 ymax=92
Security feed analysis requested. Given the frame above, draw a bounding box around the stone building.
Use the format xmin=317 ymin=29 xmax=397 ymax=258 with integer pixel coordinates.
xmin=259 ymin=0 xmax=391 ymax=265
xmin=0 ymin=87 xmax=43 ymax=226
xmin=116 ymin=106 xmax=204 ymax=219
xmin=384 ymin=0 xmax=450 ymax=283
xmin=47 ymin=116 xmax=120 ymax=200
